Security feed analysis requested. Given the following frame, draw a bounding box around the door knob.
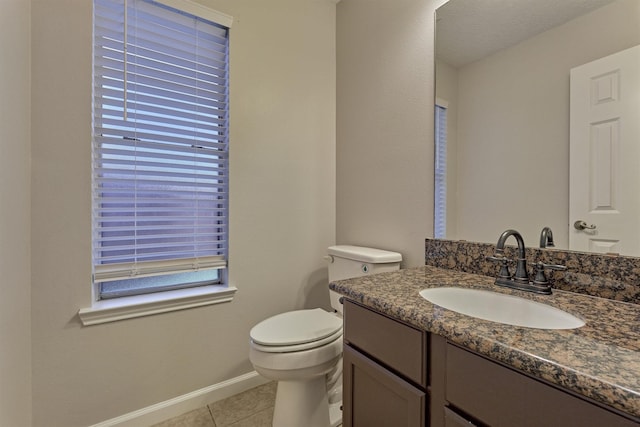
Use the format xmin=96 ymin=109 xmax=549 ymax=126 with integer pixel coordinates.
xmin=574 ymin=220 xmax=596 ymax=230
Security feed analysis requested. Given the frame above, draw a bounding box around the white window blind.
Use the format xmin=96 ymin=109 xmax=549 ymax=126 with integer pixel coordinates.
xmin=92 ymin=0 xmax=230 ymax=298
xmin=434 ymin=103 xmax=447 ymax=239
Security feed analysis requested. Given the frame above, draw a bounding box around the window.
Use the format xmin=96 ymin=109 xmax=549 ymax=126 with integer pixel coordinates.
xmin=434 ymin=102 xmax=448 ymax=239
xmin=92 ymin=0 xmax=231 ymax=299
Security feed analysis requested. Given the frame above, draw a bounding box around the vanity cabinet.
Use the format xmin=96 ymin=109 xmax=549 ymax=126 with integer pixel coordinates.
xmin=343 ymin=300 xmax=427 ymax=427
xmin=343 ymin=299 xmax=640 ymax=427
xmin=441 ymin=343 xmax=639 ymax=427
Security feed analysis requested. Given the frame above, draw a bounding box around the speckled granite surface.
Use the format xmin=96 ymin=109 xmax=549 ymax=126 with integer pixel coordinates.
xmin=330 ymin=266 xmax=640 ymax=420
xmin=425 ymin=239 xmax=640 ymax=304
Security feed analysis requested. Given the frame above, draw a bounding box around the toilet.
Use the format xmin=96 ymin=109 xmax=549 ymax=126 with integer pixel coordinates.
xmin=249 ymin=245 xmax=402 ymax=427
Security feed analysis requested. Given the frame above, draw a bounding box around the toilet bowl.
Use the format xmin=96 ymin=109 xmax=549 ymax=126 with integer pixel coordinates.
xmin=249 ymin=246 xmax=402 ymax=427
xmin=250 ymin=309 xmax=343 ymax=427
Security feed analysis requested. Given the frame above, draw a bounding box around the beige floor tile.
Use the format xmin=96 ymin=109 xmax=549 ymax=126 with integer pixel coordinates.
xmin=208 ymin=382 xmax=276 ymax=427
xmin=150 ymin=407 xmax=216 ymax=427
xmin=226 ymin=407 xmax=274 ymax=427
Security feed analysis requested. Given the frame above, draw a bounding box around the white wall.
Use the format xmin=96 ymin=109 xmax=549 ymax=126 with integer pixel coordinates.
xmin=441 ymin=0 xmax=640 ymax=247
xmin=336 ymin=0 xmax=438 ymax=267
xmin=30 ymin=0 xmax=336 ymax=425
xmin=0 ymin=1 xmax=32 ymax=426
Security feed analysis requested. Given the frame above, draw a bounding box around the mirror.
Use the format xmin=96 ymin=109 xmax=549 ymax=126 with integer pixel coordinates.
xmin=434 ymin=0 xmax=640 ymax=254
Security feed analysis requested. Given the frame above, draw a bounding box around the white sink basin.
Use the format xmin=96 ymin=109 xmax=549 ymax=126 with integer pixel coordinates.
xmin=419 ymin=287 xmax=585 ymax=329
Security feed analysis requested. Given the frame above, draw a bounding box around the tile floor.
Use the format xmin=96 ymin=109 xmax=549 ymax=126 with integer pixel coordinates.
xmin=151 ymin=381 xmax=276 ymax=427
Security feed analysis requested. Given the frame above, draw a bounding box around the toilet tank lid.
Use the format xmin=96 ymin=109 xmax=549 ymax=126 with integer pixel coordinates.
xmin=328 ymin=245 xmax=402 ymax=263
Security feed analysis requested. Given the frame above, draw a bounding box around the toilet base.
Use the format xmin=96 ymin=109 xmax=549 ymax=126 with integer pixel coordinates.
xmin=273 ymin=377 xmax=340 ymax=427
xmin=329 ymin=401 xmax=343 ymax=427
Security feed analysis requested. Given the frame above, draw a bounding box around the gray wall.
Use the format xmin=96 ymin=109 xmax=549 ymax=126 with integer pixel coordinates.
xmin=29 ymin=0 xmax=336 ymax=425
xmin=4 ymin=0 xmax=442 ymax=424
xmin=0 ymin=1 xmax=32 ymax=426
xmin=336 ymin=0 xmax=440 ymax=268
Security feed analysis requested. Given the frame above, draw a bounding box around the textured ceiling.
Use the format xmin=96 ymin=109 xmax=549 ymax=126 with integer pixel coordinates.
xmin=436 ymin=0 xmax=620 ymax=68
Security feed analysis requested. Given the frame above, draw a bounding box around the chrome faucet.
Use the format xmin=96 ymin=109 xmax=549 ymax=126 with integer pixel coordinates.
xmin=539 ymin=227 xmax=555 ymax=248
xmin=488 ymin=229 xmax=565 ymax=295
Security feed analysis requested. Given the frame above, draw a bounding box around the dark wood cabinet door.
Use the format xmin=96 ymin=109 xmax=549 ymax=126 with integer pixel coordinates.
xmin=343 ymin=345 xmax=426 ymax=427
xmin=446 ymin=344 xmax=639 ymax=427
xmin=444 ymin=407 xmax=477 ymax=427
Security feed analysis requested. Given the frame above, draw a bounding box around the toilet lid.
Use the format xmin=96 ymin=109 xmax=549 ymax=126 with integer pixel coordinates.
xmin=250 ymin=308 xmax=343 ymax=346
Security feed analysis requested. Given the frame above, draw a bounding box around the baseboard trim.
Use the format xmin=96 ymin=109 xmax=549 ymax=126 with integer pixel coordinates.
xmin=90 ymin=371 xmax=269 ymax=427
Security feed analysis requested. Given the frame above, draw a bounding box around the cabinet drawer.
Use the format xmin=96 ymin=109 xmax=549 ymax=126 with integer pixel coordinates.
xmin=446 ymin=343 xmax=638 ymax=427
xmin=344 ymin=300 xmax=426 ymax=387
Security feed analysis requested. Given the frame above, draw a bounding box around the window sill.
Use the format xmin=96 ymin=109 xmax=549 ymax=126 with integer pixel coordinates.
xmin=78 ymin=285 xmax=237 ymax=326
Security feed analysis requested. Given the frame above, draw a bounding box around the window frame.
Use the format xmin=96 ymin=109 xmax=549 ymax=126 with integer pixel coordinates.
xmin=434 ymin=99 xmax=448 ymax=239
xmin=80 ymin=0 xmax=235 ymax=325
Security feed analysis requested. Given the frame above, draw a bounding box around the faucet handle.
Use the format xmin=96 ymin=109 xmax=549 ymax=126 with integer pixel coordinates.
xmin=538 ymin=262 xmax=567 ymax=272
xmin=532 ymin=261 xmax=567 ymax=285
xmin=487 ymin=255 xmax=511 ymax=279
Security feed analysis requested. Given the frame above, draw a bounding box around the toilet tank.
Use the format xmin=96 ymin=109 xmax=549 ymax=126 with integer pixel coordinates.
xmin=327 ymin=245 xmax=402 ymax=313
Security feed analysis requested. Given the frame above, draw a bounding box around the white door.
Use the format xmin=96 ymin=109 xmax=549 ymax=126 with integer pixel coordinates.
xmin=569 ymin=44 xmax=640 ymax=255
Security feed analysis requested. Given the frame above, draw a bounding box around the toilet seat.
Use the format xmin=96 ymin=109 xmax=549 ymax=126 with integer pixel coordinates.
xmin=250 ymin=308 xmax=343 ymax=353
xmin=251 ymin=328 xmax=343 ymax=353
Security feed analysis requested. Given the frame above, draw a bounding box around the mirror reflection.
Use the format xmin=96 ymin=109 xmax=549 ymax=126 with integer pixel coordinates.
xmin=435 ymin=0 xmax=640 ymax=255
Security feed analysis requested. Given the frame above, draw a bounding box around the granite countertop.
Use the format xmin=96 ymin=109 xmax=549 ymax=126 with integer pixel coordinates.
xmin=330 ymin=265 xmax=640 ymax=419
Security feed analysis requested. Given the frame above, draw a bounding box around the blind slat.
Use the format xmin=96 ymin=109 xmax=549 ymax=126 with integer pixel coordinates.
xmin=94 ymin=34 xmax=228 ymax=73
xmin=95 ymin=84 xmax=227 ymax=115
xmin=95 ymin=127 xmax=225 ymax=149
xmin=95 ymin=103 xmax=226 ymax=127
xmin=96 ymin=234 xmax=226 ymax=245
xmin=94 ymin=255 xmax=227 ymax=282
xmin=95 ymin=219 xmax=227 ymax=228
xmin=94 ymin=55 xmax=228 ymax=95
xmin=97 ymin=117 xmax=225 ymax=142
xmin=94 ymin=85 xmax=227 ymax=118
xmin=94 ymin=135 xmax=228 ymax=153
